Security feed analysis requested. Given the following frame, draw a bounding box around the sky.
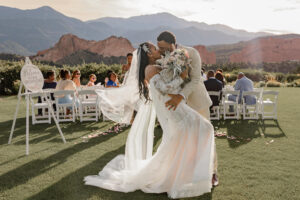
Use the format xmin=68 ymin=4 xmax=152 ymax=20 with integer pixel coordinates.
xmin=0 ymin=0 xmax=300 ymax=34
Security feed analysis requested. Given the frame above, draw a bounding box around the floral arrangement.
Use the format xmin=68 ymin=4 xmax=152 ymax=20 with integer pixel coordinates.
xmin=156 ymin=48 xmax=192 ymax=83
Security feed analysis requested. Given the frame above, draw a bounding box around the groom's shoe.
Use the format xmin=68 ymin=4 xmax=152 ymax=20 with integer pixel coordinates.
xmin=212 ymin=174 xmax=219 ymax=187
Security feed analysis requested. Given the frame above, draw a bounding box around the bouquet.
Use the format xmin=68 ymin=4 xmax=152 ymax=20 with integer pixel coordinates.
xmin=156 ymin=48 xmax=192 ymax=83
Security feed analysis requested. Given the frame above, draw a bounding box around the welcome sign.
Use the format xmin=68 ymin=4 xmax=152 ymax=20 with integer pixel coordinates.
xmin=20 ymin=58 xmax=44 ymax=92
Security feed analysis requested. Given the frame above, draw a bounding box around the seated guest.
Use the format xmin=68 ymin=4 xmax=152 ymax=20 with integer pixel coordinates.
xmin=38 ymin=70 xmax=57 ymax=115
xmin=229 ymin=72 xmax=256 ymax=105
xmin=105 ymin=72 xmax=120 ymax=88
xmin=216 ymin=69 xmax=223 ymax=74
xmin=72 ymin=69 xmax=81 ymax=88
xmin=56 ymin=69 xmax=79 ymax=115
xmin=87 ymin=74 xmax=97 ymax=86
xmin=204 ymin=70 xmax=223 ymax=109
xmin=215 ymin=72 xmax=225 ymax=88
xmin=201 ymin=67 xmax=207 ymax=80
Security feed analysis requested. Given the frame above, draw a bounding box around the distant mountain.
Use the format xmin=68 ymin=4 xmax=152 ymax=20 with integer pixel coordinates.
xmin=88 ymin=12 xmax=271 ymax=46
xmin=33 ymin=34 xmax=134 ymax=65
xmin=0 ymin=6 xmax=273 ymax=55
xmin=230 ymin=35 xmax=300 ymax=63
xmin=0 ymin=6 xmax=113 ymax=55
xmin=0 ymin=40 xmax=33 ymax=55
xmin=207 ymin=34 xmax=300 ymax=63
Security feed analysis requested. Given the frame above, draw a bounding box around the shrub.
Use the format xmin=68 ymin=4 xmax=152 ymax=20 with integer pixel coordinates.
xmin=275 ymin=73 xmax=286 ymax=83
xmin=0 ymin=60 xmax=122 ymax=95
xmin=224 ymin=73 xmax=237 ymax=83
xmin=286 ymin=74 xmax=300 ymax=82
xmin=244 ymin=71 xmax=265 ymax=82
xmin=258 ymin=81 xmax=266 ymax=87
xmin=266 ymin=80 xmax=282 ymax=87
xmin=287 ymin=80 xmax=300 ymax=87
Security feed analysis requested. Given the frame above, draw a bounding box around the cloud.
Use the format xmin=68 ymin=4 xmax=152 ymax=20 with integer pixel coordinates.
xmin=260 ymin=28 xmax=294 ymax=34
xmin=273 ymin=7 xmax=298 ymax=12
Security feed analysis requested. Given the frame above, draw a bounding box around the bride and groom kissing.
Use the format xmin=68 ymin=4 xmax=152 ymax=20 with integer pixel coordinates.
xmin=84 ymin=31 xmax=218 ymax=199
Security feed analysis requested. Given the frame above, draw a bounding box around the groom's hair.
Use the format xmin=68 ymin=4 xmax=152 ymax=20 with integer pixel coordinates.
xmin=157 ymin=31 xmax=176 ymax=44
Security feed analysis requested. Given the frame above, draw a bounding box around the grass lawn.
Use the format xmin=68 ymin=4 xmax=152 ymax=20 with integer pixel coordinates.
xmin=0 ymin=87 xmax=299 ymax=200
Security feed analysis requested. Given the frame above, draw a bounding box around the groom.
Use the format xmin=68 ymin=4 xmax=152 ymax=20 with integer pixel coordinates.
xmin=157 ymin=31 xmax=219 ymax=186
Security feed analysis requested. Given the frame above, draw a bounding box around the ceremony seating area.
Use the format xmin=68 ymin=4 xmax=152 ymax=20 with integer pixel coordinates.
xmin=33 ymin=86 xmax=105 ymax=125
xmin=208 ymin=88 xmax=279 ymax=121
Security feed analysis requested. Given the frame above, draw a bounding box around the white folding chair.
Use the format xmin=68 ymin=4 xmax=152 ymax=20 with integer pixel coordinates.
xmin=254 ymin=88 xmax=264 ymax=114
xmin=261 ymin=91 xmax=279 ymax=119
xmin=207 ymin=91 xmax=221 ymax=120
xmin=241 ymin=91 xmax=260 ymax=120
xmin=30 ymin=92 xmax=51 ymax=124
xmin=54 ymin=90 xmax=76 ymax=123
xmin=222 ymin=90 xmax=240 ymax=120
xmin=78 ymin=90 xmax=99 ymax=122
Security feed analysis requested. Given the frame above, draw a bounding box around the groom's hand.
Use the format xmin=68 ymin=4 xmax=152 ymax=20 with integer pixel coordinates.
xmin=165 ymin=94 xmax=183 ymax=111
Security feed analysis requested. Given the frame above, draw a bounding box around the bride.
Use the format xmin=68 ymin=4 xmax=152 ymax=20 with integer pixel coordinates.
xmin=84 ymin=42 xmax=215 ymax=199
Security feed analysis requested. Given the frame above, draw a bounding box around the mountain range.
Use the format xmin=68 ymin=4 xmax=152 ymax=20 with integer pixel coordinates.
xmin=0 ymin=5 xmax=272 ymax=56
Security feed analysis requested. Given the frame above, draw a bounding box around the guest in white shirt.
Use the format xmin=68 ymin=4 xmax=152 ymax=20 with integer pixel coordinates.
xmin=56 ymin=69 xmax=79 ymax=115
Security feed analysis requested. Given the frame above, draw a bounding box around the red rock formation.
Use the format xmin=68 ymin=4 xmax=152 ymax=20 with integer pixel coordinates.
xmin=230 ymin=37 xmax=300 ymax=63
xmin=34 ymin=34 xmax=135 ymax=62
xmin=193 ymin=45 xmax=216 ymax=64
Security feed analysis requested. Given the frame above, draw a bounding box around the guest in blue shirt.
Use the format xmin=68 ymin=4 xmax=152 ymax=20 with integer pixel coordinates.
xmin=105 ymin=72 xmax=120 ymax=88
xmin=229 ymin=72 xmax=256 ymax=104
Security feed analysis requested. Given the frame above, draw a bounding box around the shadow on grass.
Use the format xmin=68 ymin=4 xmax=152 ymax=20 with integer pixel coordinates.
xmin=0 ymin=125 xmax=123 ymax=192
xmin=26 ymin=145 xmax=212 ymax=200
xmin=212 ymin=119 xmax=286 ymax=148
xmin=0 ymin=117 xmax=112 ymax=145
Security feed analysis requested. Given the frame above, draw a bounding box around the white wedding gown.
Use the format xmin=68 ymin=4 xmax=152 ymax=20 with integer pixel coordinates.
xmin=84 ymin=74 xmax=215 ymax=199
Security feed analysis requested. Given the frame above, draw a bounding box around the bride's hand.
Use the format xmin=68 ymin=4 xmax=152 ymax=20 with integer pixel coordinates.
xmin=165 ymin=94 xmax=183 ymax=111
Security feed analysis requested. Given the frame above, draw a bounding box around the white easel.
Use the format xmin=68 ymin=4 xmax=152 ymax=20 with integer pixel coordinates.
xmin=8 ymin=57 xmax=66 ymax=155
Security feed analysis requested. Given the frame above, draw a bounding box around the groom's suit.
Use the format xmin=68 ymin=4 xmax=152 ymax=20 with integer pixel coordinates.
xmin=179 ymin=45 xmax=212 ymax=120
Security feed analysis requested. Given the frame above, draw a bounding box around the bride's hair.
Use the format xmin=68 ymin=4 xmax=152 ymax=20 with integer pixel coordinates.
xmin=138 ymin=42 xmax=151 ymax=101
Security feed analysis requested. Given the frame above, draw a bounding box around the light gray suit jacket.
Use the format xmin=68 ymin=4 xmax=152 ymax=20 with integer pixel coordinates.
xmin=179 ymin=45 xmax=212 ymax=114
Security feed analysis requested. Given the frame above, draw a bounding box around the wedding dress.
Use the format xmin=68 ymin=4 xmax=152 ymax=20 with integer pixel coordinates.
xmin=84 ymin=56 xmax=215 ymax=198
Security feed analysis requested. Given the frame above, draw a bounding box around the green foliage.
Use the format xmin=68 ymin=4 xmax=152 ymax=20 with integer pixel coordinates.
xmin=203 ymin=61 xmax=300 ymax=74
xmin=258 ymin=81 xmax=266 ymax=87
xmin=286 ymin=74 xmax=300 ymax=83
xmin=266 ymin=80 xmax=282 ymax=87
xmin=0 ymin=60 xmax=122 ymax=95
xmin=224 ymin=73 xmax=237 ymax=83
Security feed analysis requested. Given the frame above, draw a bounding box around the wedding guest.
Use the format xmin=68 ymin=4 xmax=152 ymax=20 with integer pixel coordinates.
xmin=122 ymin=53 xmax=133 ymax=85
xmin=87 ymin=74 xmax=97 ymax=86
xmin=105 ymin=72 xmax=120 ymax=88
xmin=229 ymin=72 xmax=255 ymax=104
xmin=38 ymin=70 xmax=57 ymax=115
xmin=201 ymin=67 xmax=207 ymax=80
xmin=72 ymin=69 xmax=81 ymax=88
xmin=216 ymin=69 xmax=223 ymax=74
xmin=204 ymin=70 xmax=223 ymax=109
xmin=215 ymin=72 xmax=225 ymax=88
xmin=122 ymin=53 xmax=133 ymax=74
xmin=56 ymin=69 xmax=78 ymax=115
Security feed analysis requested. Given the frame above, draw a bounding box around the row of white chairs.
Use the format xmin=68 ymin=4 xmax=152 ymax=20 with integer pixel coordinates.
xmin=30 ymin=89 xmax=102 ymax=124
xmin=208 ymin=89 xmax=279 ymax=120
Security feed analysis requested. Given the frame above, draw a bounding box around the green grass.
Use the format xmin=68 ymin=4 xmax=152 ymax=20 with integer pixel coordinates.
xmin=0 ymin=88 xmax=300 ymax=200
